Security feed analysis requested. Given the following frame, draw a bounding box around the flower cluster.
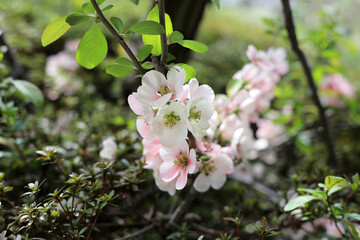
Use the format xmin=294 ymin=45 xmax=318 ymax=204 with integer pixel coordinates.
xmin=319 ymin=74 xmax=356 ymax=107
xmin=208 ymin=45 xmax=288 ymax=163
xmin=127 ymin=45 xmax=289 ymax=195
xmin=128 ymin=67 xmax=234 ymax=194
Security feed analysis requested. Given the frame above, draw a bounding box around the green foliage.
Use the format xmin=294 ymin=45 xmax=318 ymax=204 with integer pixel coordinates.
xmin=226 ymin=79 xmax=244 ymax=97
xmin=66 ymin=13 xmax=91 ymax=26
xmin=12 ymin=79 xmax=44 ymax=107
xmin=138 ymin=44 xmax=153 ymax=62
xmin=76 ymin=23 xmax=108 ymax=69
xmin=176 ymin=63 xmax=196 ymax=82
xmin=211 ymin=0 xmax=221 ymax=9
xmin=110 ymin=16 xmax=124 ymax=32
xmin=129 ymin=20 xmax=165 ymax=35
xmin=142 ymin=5 xmax=173 ymax=56
xmin=169 ymin=31 xmax=184 ymax=44
xmin=180 ymin=40 xmax=208 ymax=53
xmin=106 ymin=57 xmax=134 ymax=77
xmin=41 ymin=16 xmax=71 ymax=47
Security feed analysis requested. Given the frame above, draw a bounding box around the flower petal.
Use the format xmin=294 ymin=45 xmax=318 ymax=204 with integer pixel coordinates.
xmin=194 ymin=173 xmax=210 ymax=192
xmin=160 ymin=162 xmax=180 ymax=182
xmin=209 ymin=170 xmax=227 ymax=190
xmin=176 ymin=169 xmax=188 ymax=190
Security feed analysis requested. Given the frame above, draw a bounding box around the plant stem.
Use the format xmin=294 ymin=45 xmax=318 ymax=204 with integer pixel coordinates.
xmin=115 ymin=223 xmax=154 ymax=240
xmin=157 ymin=0 xmax=168 ymax=69
xmin=280 ymin=0 xmax=337 ymax=167
xmin=167 ymin=186 xmax=198 ymax=228
xmin=90 ymin=0 xmax=146 ymax=75
xmin=86 ymin=208 xmax=103 ymax=240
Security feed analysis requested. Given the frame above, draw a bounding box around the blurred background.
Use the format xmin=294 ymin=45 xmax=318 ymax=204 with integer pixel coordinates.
xmin=1 ymin=0 xmax=360 ymax=239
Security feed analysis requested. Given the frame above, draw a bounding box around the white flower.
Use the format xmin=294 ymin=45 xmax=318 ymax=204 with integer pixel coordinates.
xmin=135 ymin=67 xmax=185 ymax=108
xmin=194 ymin=153 xmax=234 ymax=192
xmin=188 ymin=78 xmax=215 ymax=102
xmin=99 ymin=138 xmax=117 ymax=160
xmin=159 ymin=141 xmax=196 ymax=190
xmin=151 ymin=102 xmax=188 ymax=148
xmin=186 ymin=97 xmax=215 ymax=140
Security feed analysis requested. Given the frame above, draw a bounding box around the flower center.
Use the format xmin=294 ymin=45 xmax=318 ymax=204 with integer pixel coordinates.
xmin=173 ymin=153 xmax=189 ymax=170
xmin=189 ymin=106 xmax=201 ymax=121
xmin=157 ymin=84 xmax=172 ymax=96
xmin=199 ymin=161 xmax=215 ymax=176
xmin=164 ymin=111 xmax=180 ymax=128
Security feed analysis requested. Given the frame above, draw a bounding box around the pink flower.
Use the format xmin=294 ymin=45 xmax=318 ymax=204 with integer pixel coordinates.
xmin=256 ymin=119 xmax=284 ymax=143
xmin=196 ymin=140 xmax=222 ymax=157
xmin=194 ymin=153 xmax=234 ymax=192
xmin=320 ymin=74 xmax=356 ymax=107
xmin=159 ymin=141 xmax=197 ymax=190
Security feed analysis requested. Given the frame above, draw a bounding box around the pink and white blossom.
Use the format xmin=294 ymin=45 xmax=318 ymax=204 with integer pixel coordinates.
xmin=194 ymin=153 xmax=234 ymax=192
xmin=186 ymin=97 xmax=215 ymax=140
xmin=159 ymin=141 xmax=197 ymax=190
xmin=151 ymin=102 xmax=188 ymax=148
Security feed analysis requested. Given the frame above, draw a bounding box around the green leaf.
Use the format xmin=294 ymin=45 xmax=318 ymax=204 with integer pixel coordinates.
xmin=66 ymin=13 xmax=90 ymax=26
xmin=284 ymin=195 xmax=316 ymax=212
xmin=344 ymin=213 xmax=360 ymax=221
xmin=211 ymin=0 xmax=220 ymax=9
xmin=82 ymin=2 xmax=95 ymax=13
xmin=12 ymin=80 xmax=44 ymax=107
xmin=197 ymin=236 xmax=204 ymax=240
xmin=325 ymin=176 xmax=349 ymax=192
xmin=97 ymin=0 xmax=106 ymax=5
xmin=352 ymin=173 xmax=359 ymax=192
xmin=76 ymin=23 xmax=108 ymax=69
xmin=141 ymin=61 xmax=153 ymax=70
xmin=226 ymin=79 xmax=244 ymax=97
xmin=106 ymin=58 xmax=134 ymax=77
xmin=129 ymin=21 xmax=165 ymax=35
xmin=177 ymin=64 xmax=196 ymax=82
xmin=167 ymin=53 xmax=176 ymax=62
xmin=130 ymin=0 xmax=139 ymax=4
xmin=110 ymin=17 xmax=124 ymax=32
xmin=169 ymin=31 xmax=184 ymax=44
xmin=41 ymin=16 xmax=71 ymax=47
xmin=343 ymin=221 xmax=360 ymax=240
xmin=139 ymin=45 xmax=153 ymax=62
xmin=143 ymin=5 xmax=173 ymax=56
xmin=179 ymin=40 xmax=208 ymax=53
xmin=102 ymin=4 xmax=113 ymax=12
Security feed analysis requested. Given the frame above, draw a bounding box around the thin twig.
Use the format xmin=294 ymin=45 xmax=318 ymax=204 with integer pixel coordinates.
xmin=115 ymin=224 xmax=154 ymax=240
xmin=86 ymin=208 xmax=103 ymax=240
xmin=230 ymin=172 xmax=280 ymax=203
xmin=280 ymin=0 xmax=336 ymax=167
xmin=157 ymin=0 xmax=168 ymax=70
xmin=90 ymin=0 xmax=146 ymax=75
xmin=167 ymin=186 xmax=198 ymax=228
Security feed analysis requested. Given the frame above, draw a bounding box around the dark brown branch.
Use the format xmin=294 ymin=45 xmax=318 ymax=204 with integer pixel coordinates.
xmin=90 ymin=0 xmax=146 ymax=75
xmin=280 ymin=0 xmax=336 ymax=167
xmin=115 ymin=224 xmax=154 ymax=240
xmin=167 ymin=187 xmax=198 ymax=228
xmin=157 ymin=0 xmax=168 ymax=68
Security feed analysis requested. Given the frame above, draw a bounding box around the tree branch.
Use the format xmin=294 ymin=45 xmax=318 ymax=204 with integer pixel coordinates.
xmin=280 ymin=0 xmax=336 ymax=167
xmin=115 ymin=224 xmax=154 ymax=240
xmin=90 ymin=0 xmax=146 ymax=75
xmin=167 ymin=186 xmax=198 ymax=228
xmin=157 ymin=0 xmax=168 ymax=69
